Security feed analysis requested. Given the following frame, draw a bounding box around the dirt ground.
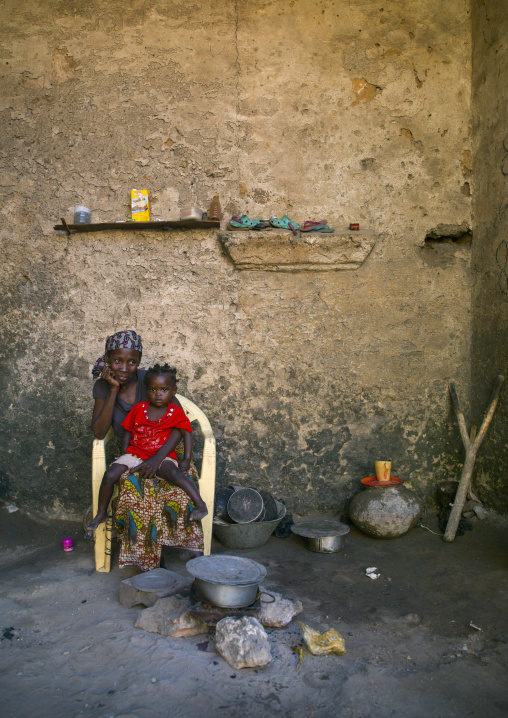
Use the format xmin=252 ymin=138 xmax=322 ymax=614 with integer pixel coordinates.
xmin=1 ymin=503 xmax=508 ymax=718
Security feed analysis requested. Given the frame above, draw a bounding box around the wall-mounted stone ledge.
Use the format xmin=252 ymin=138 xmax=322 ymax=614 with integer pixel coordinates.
xmin=218 ymin=230 xmax=376 ymax=271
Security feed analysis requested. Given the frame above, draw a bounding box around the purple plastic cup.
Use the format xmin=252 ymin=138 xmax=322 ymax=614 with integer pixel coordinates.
xmin=62 ymin=538 xmax=74 ymax=552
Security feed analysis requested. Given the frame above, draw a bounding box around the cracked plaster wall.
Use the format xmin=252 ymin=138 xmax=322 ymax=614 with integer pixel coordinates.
xmin=0 ymin=0 xmax=474 ymax=518
xmin=471 ymin=0 xmax=508 ymax=513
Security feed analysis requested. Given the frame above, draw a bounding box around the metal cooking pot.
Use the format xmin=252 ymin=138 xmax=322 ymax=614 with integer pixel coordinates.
xmin=193 ymin=577 xmax=259 ymax=608
xmin=186 ymin=555 xmax=267 ymax=608
xmin=291 ymin=519 xmax=350 ymax=553
xmin=304 ymin=534 xmax=346 ymax=553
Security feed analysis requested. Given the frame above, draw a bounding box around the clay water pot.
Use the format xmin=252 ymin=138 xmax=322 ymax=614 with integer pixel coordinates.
xmin=348 ymin=484 xmax=423 ymax=539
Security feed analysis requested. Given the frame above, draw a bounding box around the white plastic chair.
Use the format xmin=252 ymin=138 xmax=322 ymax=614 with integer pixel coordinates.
xmin=91 ymin=394 xmax=216 ymax=572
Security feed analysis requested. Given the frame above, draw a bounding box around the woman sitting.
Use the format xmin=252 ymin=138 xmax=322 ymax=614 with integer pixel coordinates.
xmin=91 ymin=330 xmax=204 ymax=570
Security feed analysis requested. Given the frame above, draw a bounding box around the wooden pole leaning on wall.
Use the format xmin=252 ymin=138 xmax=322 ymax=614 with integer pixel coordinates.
xmin=443 ymin=375 xmax=504 ymax=542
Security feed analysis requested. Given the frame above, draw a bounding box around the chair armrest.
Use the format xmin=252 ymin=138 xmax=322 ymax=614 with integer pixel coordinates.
xmin=92 ymin=426 xmax=114 ymax=452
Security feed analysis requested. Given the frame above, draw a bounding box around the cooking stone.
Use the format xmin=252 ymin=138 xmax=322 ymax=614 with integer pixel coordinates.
xmin=291 ymin=520 xmax=350 ymax=539
xmin=119 ymin=568 xmax=192 ymax=608
xmin=186 ymin=555 xmax=267 ymax=586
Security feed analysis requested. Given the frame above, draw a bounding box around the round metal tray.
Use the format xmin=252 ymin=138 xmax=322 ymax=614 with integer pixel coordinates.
xmin=291 ymin=519 xmax=350 ymax=539
xmin=186 ymin=555 xmax=267 ymax=586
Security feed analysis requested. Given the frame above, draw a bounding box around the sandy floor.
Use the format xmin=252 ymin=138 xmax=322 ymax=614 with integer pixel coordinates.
xmin=1 ymin=504 xmax=508 ymax=718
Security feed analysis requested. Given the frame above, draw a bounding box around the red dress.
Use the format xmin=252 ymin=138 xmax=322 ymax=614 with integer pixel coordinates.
xmin=122 ymin=402 xmax=192 ymax=460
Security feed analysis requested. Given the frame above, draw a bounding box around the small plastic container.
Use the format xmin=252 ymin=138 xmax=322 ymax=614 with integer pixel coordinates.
xmin=74 ymin=206 xmax=91 ymax=224
xmin=180 ymin=206 xmax=203 ymax=220
xmin=62 ymin=538 xmax=74 ymax=552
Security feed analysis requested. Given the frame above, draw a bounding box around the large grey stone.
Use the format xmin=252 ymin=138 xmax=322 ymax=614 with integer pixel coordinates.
xmin=135 ymin=595 xmax=208 ymax=637
xmin=258 ymin=586 xmax=303 ymax=628
xmin=348 ymin=485 xmax=423 ymax=539
xmin=119 ymin=568 xmax=192 ymax=608
xmin=215 ymin=616 xmax=272 ymax=669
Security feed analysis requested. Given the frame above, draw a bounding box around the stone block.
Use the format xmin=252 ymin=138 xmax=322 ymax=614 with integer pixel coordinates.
xmin=119 ymin=568 xmax=192 ymax=608
xmin=473 ymin=506 xmax=488 ymax=520
xmin=215 ymin=616 xmax=272 ymax=669
xmin=463 ymin=500 xmax=479 ymax=512
xmin=258 ymin=586 xmax=303 ymax=628
xmin=135 ymin=595 xmax=208 ymax=637
xmin=219 ymin=231 xmax=376 ymax=271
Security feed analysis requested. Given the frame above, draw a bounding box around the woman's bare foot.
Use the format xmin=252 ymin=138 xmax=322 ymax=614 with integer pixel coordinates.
xmin=85 ymin=510 xmax=107 ymax=539
xmin=190 ymin=504 xmax=208 ymax=522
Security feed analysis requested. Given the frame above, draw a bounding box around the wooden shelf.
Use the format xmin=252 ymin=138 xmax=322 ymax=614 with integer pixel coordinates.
xmin=54 ymin=219 xmax=220 ymax=234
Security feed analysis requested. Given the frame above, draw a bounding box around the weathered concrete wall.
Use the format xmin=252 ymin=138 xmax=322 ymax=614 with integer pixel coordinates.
xmin=0 ymin=1 xmax=472 ymax=518
xmin=471 ymin=0 xmax=508 ymax=512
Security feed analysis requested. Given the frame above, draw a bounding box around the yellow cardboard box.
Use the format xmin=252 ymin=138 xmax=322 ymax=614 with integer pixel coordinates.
xmin=131 ymin=189 xmax=150 ymax=221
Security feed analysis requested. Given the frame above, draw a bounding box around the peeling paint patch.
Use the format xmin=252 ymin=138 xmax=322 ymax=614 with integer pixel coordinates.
xmin=400 ymin=128 xmax=424 ymax=151
xmin=51 ymin=49 xmax=81 ymax=86
xmin=351 ymin=78 xmax=381 ymax=106
xmin=461 ymin=150 xmax=472 ymax=178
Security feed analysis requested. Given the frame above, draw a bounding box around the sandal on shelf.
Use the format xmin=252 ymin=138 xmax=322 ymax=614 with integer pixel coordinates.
xmin=301 ymin=220 xmax=335 ymax=233
xmin=269 ymin=215 xmax=300 ymax=236
xmin=227 ymin=215 xmax=272 ymax=231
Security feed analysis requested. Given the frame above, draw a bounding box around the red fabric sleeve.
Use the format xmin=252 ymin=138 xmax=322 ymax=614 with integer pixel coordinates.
xmin=171 ymin=406 xmax=192 ymax=433
xmin=121 ymin=402 xmax=143 ymax=432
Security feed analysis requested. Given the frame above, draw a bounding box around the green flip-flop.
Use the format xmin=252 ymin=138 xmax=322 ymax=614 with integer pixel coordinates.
xmin=269 ymin=215 xmax=300 ymax=235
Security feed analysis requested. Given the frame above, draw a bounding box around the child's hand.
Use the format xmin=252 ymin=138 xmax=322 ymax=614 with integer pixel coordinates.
xmin=179 ymin=458 xmax=191 ymax=475
xmin=136 ymin=456 xmax=161 ymax=479
xmin=101 ymin=365 xmax=120 ymax=389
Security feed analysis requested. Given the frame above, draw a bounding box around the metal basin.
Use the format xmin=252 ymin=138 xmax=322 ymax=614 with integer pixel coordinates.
xmin=212 ymin=502 xmax=286 ymax=549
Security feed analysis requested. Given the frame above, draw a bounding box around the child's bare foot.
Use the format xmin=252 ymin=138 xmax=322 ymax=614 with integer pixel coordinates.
xmin=85 ymin=510 xmax=107 ymax=539
xmin=190 ymin=504 xmax=208 ymax=522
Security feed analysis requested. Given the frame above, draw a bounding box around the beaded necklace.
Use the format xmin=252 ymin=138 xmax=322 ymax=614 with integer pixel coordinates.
xmin=144 ymin=403 xmax=175 ymax=425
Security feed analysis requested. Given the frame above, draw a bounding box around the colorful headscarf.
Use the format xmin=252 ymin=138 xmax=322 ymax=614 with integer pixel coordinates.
xmin=92 ymin=330 xmax=143 ymax=378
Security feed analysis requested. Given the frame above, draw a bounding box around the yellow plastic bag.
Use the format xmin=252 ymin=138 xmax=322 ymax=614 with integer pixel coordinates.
xmin=298 ymin=622 xmax=346 ymax=656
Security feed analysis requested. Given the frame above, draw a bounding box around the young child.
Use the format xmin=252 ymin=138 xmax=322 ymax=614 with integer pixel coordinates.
xmin=86 ymin=363 xmax=208 ymax=537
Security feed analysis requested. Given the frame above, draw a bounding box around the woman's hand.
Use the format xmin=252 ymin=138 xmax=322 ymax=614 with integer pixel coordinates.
xmin=178 ymin=458 xmax=191 ymax=475
xmin=101 ymin=365 xmax=120 ymax=390
xmin=136 ymin=455 xmax=162 ymax=479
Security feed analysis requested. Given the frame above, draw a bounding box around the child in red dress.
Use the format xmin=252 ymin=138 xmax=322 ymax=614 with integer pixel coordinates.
xmin=86 ymin=364 xmax=208 ymax=537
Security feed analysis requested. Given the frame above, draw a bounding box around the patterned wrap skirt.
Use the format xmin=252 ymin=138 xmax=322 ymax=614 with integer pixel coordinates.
xmin=114 ymin=445 xmax=204 ymax=571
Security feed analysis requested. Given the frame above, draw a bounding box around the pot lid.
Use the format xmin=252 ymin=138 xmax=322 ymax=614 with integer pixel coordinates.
xmin=291 ymin=519 xmax=350 ymax=539
xmin=227 ymin=487 xmax=264 ymax=524
xmin=186 ymin=555 xmax=267 ymax=586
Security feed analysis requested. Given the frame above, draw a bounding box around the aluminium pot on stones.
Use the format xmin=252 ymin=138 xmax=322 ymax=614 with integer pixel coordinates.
xmin=186 ymin=555 xmax=267 ymax=608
